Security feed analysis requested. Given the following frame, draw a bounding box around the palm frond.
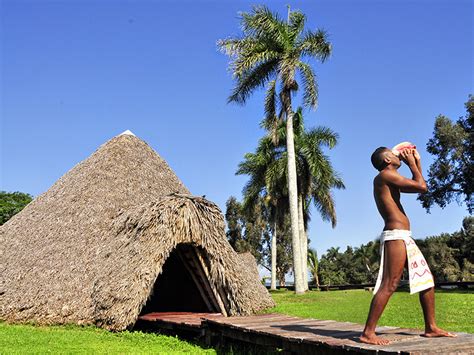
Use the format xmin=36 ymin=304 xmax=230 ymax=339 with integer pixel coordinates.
xmin=311 ymin=187 xmax=337 ymax=227
xmin=233 ymin=49 xmax=281 ymax=78
xmin=261 ymin=80 xmax=280 ymax=143
xmin=298 ymin=29 xmax=332 ymax=62
xmin=217 ymin=37 xmax=258 ymax=57
xmin=292 ymin=107 xmax=305 ymax=136
xmin=228 ymin=59 xmax=279 ymax=104
xmin=307 ymin=248 xmax=318 ymax=268
xmin=305 ymin=126 xmax=339 ymax=149
xmin=241 ymin=6 xmax=287 ymax=44
xmin=298 ymin=62 xmax=318 ymax=109
xmin=288 ymin=10 xmax=306 ymax=41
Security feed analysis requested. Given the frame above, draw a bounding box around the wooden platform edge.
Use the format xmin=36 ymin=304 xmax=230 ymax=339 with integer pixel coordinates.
xmin=202 ymin=317 xmax=402 ymax=355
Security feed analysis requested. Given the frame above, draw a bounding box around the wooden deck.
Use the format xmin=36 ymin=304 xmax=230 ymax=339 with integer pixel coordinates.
xmin=138 ymin=312 xmax=474 ymax=354
xmin=137 ymin=312 xmax=222 ymax=332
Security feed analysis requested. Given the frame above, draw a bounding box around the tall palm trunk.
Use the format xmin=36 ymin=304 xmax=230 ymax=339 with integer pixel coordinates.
xmin=298 ymin=196 xmax=308 ymax=291
xmin=271 ymin=219 xmax=277 ymax=290
xmin=284 ymin=101 xmax=304 ymax=294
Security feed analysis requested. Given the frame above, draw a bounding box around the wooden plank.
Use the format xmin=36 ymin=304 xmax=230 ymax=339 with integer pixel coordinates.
xmin=213 ymin=322 xmax=390 ymax=355
xmin=383 ymin=332 xmax=474 ymax=353
xmin=202 ymin=315 xmax=474 ymax=354
xmin=243 ymin=319 xmax=338 ymax=332
xmin=208 ymin=313 xmax=294 ymax=322
xmin=222 ymin=315 xmax=300 ymax=327
xmin=207 ymin=314 xmax=299 ymax=327
xmin=139 ymin=312 xmax=222 ymax=327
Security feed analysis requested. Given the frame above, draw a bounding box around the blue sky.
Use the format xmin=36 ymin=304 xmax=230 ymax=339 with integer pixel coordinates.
xmin=1 ymin=0 xmax=472 ymax=259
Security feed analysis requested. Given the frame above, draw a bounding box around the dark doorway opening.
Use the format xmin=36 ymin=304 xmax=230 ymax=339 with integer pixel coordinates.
xmin=139 ymin=244 xmax=221 ymax=314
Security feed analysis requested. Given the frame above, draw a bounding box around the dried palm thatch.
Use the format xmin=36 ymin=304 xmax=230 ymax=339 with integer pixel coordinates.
xmin=238 ymin=252 xmax=263 ymax=282
xmin=0 ymin=132 xmax=274 ymax=330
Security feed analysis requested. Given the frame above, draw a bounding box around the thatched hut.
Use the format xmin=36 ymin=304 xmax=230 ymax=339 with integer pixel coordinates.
xmin=0 ymin=131 xmax=274 ymax=330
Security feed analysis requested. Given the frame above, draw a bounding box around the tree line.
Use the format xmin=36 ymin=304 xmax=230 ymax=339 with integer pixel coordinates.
xmin=0 ymin=191 xmax=33 ymax=225
xmin=318 ymin=216 xmax=473 ymax=286
xmin=226 ymin=202 xmax=473 ymax=286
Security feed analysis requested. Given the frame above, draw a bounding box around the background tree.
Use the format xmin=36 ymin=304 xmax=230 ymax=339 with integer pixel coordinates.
xmin=275 ymin=214 xmax=293 ymax=286
xmin=237 ymin=110 xmax=343 ymax=290
xmin=240 ymin=200 xmax=268 ymax=264
xmin=316 ymin=217 xmax=473 ymax=286
xmin=318 ymin=247 xmax=347 ymax=286
xmin=224 ymin=196 xmax=268 ymax=265
xmin=419 ymin=95 xmax=473 ymax=213
xmin=419 ymin=216 xmax=474 ymax=282
xmin=0 ymin=191 xmax=33 ymax=225
xmin=292 ymin=109 xmax=344 ymax=289
xmin=219 ymin=5 xmax=332 ymax=293
xmin=225 ymin=196 xmax=244 ymax=249
xmin=353 ymin=241 xmax=379 ymax=283
xmin=307 ymin=248 xmax=320 ymax=288
xmin=420 ymin=235 xmax=461 ymax=282
xmin=236 ymin=131 xmax=287 ymax=290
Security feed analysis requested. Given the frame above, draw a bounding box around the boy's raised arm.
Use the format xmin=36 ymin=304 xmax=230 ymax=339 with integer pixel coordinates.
xmin=384 ymin=150 xmax=427 ymax=193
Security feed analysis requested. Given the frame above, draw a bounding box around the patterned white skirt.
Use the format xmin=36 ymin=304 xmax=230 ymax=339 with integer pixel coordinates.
xmin=374 ymin=229 xmax=434 ymax=295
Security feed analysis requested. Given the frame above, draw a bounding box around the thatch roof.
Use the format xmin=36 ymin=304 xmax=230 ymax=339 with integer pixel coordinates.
xmin=238 ymin=252 xmax=262 ymax=282
xmin=0 ymin=132 xmax=274 ymax=330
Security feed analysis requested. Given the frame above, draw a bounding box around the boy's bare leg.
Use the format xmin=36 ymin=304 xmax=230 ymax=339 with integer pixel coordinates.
xmin=360 ymin=240 xmax=406 ymax=345
xmin=419 ymin=287 xmax=457 ymax=337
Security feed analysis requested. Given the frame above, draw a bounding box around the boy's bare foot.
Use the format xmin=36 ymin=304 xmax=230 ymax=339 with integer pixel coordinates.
xmin=423 ymin=327 xmax=457 ymax=338
xmin=360 ymin=333 xmax=391 ymax=345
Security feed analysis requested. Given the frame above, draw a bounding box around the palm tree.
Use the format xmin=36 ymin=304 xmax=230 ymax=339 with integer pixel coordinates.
xmin=237 ymin=110 xmax=343 ymax=292
xmin=219 ymin=6 xmax=332 ymax=293
xmin=307 ymin=248 xmax=320 ymax=289
xmin=326 ymin=246 xmax=341 ymax=262
xmin=292 ymin=109 xmax=345 ymax=289
xmin=237 ymin=136 xmax=287 ymax=290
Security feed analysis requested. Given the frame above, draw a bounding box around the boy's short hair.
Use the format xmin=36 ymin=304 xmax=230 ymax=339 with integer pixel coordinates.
xmin=371 ymin=147 xmax=390 ymax=171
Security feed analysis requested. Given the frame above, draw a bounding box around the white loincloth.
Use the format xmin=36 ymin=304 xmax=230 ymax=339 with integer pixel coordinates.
xmin=374 ymin=230 xmax=434 ymax=295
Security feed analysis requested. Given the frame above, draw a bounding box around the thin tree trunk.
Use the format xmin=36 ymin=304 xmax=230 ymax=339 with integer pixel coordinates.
xmin=286 ymin=109 xmax=304 ymax=294
xmin=303 ymin=231 xmax=309 ymax=290
xmin=279 ymin=272 xmax=286 ymax=287
xmin=270 ymin=219 xmax=277 ymax=290
xmin=298 ymin=196 xmax=308 ymax=291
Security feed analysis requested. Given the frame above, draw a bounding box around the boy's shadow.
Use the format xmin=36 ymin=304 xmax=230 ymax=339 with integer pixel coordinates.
xmin=274 ymin=324 xmax=419 ymax=343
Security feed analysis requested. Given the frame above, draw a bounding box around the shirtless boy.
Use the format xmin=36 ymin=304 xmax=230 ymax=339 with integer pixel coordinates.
xmin=360 ymin=147 xmax=456 ymax=345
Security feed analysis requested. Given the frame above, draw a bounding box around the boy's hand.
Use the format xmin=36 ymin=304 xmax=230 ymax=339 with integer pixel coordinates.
xmin=413 ymin=149 xmax=421 ymax=161
xmin=401 ymin=149 xmax=416 ymax=165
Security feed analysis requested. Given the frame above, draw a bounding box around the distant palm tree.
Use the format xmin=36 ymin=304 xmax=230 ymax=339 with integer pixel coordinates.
xmin=355 ymin=243 xmax=379 ymax=283
xmin=292 ymin=108 xmax=344 ymax=289
xmin=237 ymin=109 xmax=343 ymax=291
xmin=326 ymin=247 xmax=341 ymax=262
xmin=307 ymin=248 xmax=320 ymax=289
xmin=219 ymin=5 xmax=332 ymax=293
xmin=237 ymin=136 xmax=287 ymax=290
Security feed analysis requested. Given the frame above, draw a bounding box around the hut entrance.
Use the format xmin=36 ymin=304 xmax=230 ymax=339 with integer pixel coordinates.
xmin=139 ymin=244 xmax=227 ymax=316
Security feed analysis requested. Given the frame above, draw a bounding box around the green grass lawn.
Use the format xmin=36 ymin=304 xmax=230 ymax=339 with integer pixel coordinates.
xmin=2 ymin=289 xmax=472 ymax=353
xmin=267 ymin=289 xmax=474 ymax=333
xmin=0 ymin=323 xmax=215 ymax=354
